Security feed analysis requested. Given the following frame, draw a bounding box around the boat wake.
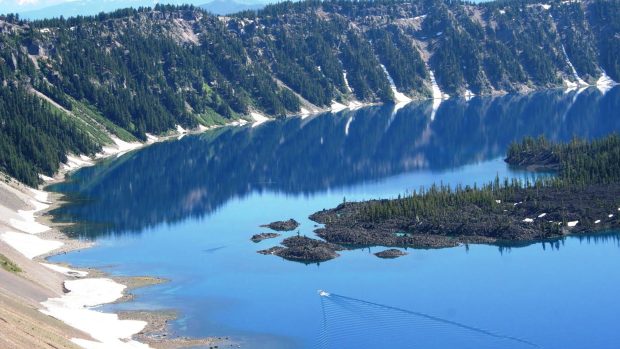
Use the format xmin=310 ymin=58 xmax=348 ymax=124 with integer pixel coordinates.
xmin=317 ymin=291 xmax=540 ymax=349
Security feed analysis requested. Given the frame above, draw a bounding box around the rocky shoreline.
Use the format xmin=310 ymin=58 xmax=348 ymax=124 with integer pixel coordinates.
xmin=310 ymin=183 xmax=620 ymax=250
xmin=261 ymin=185 xmax=619 ymax=263
xmin=260 ymin=136 xmax=620 ymax=263
xmin=0 ymin=123 xmax=237 ymax=348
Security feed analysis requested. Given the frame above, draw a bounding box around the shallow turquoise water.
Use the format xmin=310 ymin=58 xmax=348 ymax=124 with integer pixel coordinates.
xmin=50 ymin=88 xmax=620 ymax=349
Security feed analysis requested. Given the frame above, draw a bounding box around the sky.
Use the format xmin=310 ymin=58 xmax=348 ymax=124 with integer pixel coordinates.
xmin=0 ymin=0 xmax=270 ymax=16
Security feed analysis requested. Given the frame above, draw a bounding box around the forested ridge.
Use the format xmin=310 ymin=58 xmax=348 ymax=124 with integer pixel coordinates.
xmin=1 ymin=0 xmax=619 ymax=185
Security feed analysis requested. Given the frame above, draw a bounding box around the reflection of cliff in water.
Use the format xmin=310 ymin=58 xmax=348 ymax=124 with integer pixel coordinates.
xmin=50 ymin=88 xmax=620 ymax=237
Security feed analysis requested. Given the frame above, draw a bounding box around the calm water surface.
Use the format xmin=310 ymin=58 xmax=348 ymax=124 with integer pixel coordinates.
xmin=50 ymin=88 xmax=620 ymax=349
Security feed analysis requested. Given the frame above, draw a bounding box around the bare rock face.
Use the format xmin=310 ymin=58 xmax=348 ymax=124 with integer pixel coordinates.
xmin=261 ymin=219 xmax=300 ymax=231
xmin=374 ymin=249 xmax=408 ymax=259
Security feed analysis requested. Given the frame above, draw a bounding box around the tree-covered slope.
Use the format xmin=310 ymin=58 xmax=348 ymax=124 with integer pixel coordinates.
xmin=0 ymin=0 xmax=619 ymax=185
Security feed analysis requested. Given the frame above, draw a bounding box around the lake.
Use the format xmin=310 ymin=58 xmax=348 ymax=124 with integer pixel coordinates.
xmin=49 ymin=87 xmax=620 ymax=349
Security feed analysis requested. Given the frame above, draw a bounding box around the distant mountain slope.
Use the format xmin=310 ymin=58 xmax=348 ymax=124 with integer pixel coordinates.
xmin=18 ymin=0 xmax=158 ymax=20
xmin=0 ymin=0 xmax=619 ymax=185
xmin=200 ymin=0 xmax=266 ymax=15
xmin=18 ymin=0 xmax=268 ymax=20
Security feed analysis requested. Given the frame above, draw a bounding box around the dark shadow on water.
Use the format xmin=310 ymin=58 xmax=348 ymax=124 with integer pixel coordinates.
xmin=48 ymin=87 xmax=620 ymax=238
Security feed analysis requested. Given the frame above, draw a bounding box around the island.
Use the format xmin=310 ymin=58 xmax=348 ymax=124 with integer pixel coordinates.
xmin=375 ymin=249 xmax=408 ymax=259
xmin=260 ymin=219 xmax=300 ymax=231
xmin=261 ymin=135 xmax=620 ymax=262
xmin=251 ymin=233 xmax=281 ymax=242
xmin=257 ymin=236 xmax=344 ymax=263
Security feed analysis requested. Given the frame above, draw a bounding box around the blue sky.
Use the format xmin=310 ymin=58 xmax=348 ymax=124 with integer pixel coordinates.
xmin=0 ymin=0 xmax=270 ymax=15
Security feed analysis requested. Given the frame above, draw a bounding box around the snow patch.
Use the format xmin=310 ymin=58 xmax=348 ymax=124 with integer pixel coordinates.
xmin=176 ymin=125 xmax=187 ymax=134
xmin=250 ymin=112 xmax=269 ymax=127
xmin=597 ymin=71 xmax=617 ymax=94
xmin=561 ymin=45 xmax=588 ymax=87
xmin=331 ymin=100 xmax=348 ymax=113
xmin=251 ymin=112 xmax=268 ymax=122
xmin=145 ymin=133 xmax=158 ymax=144
xmin=463 ymin=89 xmax=475 ymax=101
xmin=1 ymin=231 xmax=63 ymax=259
xmin=380 ymin=64 xmax=412 ymax=104
xmin=429 ymin=70 xmax=449 ymax=100
xmin=63 ymin=154 xmax=94 ymax=172
xmin=9 ymin=191 xmax=52 ymax=235
xmin=40 ymin=278 xmax=151 ymax=349
xmin=100 ymin=136 xmax=141 ymax=158
xmin=299 ymin=107 xmax=311 ymax=119
xmin=347 ymin=100 xmax=364 ymax=110
xmin=343 ymin=72 xmax=353 ymax=93
xmin=41 ymin=263 xmax=89 ymax=278
xmin=229 ymin=119 xmax=249 ymax=127
xmin=563 ymin=79 xmax=578 ymax=91
xmin=9 ymin=217 xmax=50 ymax=235
xmin=428 ymin=69 xmax=448 ymax=121
xmin=38 ymin=173 xmax=55 ymax=182
xmin=529 ymin=3 xmax=551 ymax=10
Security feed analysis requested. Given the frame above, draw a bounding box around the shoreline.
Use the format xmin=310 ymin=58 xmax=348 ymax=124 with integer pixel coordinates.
xmin=0 ymin=122 xmax=234 ymax=348
xmin=38 ymin=123 xmax=238 ymax=348
xmin=1 ymin=85 xmax=618 ymax=347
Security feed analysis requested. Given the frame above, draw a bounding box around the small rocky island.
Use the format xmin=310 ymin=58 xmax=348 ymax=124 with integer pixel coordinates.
xmin=260 ymin=135 xmax=620 ymax=263
xmin=375 ymin=249 xmax=408 ymax=259
xmin=261 ymin=219 xmax=300 ymax=231
xmin=258 ymin=236 xmax=344 ymax=263
xmin=251 ymin=233 xmax=281 ymax=242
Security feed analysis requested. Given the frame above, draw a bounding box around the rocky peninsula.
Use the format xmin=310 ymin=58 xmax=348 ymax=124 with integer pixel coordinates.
xmin=262 ymin=135 xmax=620 ymax=262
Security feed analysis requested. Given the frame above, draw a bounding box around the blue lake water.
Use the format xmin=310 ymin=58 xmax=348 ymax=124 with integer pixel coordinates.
xmin=49 ymin=87 xmax=620 ymax=349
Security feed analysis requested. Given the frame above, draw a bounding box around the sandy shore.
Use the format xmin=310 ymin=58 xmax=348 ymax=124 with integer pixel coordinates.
xmin=0 ymin=124 xmax=235 ymax=349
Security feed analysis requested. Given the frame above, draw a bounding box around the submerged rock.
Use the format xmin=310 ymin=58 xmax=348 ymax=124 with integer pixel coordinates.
xmin=251 ymin=233 xmax=280 ymax=242
xmin=261 ymin=219 xmax=300 ymax=231
xmin=375 ymin=249 xmax=408 ymax=259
